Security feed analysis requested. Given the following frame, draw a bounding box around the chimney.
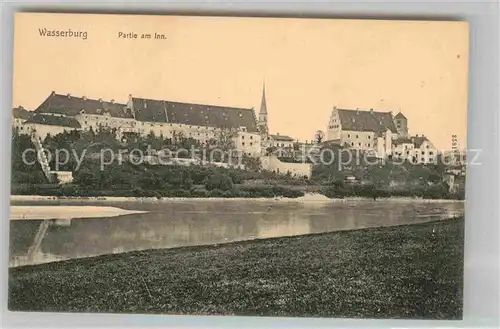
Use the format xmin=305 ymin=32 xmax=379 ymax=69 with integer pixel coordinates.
xmin=82 ymin=96 xmax=87 ymax=100
xmin=128 ymin=94 xmax=133 ymax=102
xmin=111 ymin=99 xmax=115 ymax=104
xmin=99 ymin=98 xmax=103 ymax=102
xmin=277 ymin=132 xmax=280 ymax=136
xmin=356 ymin=108 xmax=359 ymax=114
xmin=67 ymin=93 xmax=71 ymax=98
xmin=416 ymin=134 xmax=419 ymax=137
xmin=19 ymin=105 xmax=24 ymax=110
xmin=370 ymin=108 xmax=374 ymax=113
xmin=51 ymin=91 xmax=55 ymax=95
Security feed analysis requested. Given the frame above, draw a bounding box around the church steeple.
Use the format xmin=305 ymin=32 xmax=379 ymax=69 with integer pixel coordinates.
xmin=258 ymin=82 xmax=268 ymax=135
xmin=259 ymin=82 xmax=268 ymax=116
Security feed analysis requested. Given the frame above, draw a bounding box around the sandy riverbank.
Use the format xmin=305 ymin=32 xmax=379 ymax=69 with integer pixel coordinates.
xmin=11 ymin=194 xmax=465 ymax=203
xmin=10 ymin=206 xmax=148 ymax=220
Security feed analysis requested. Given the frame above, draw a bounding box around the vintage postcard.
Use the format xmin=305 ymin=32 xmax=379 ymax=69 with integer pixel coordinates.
xmin=9 ymin=13 xmax=468 ymax=319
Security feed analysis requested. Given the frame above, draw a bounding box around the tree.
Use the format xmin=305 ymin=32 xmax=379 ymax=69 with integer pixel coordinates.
xmin=72 ymin=167 xmax=99 ymax=188
xmin=205 ymin=172 xmax=233 ymax=191
xmin=265 ymin=146 xmax=277 ymax=156
xmin=171 ymin=131 xmax=185 ymax=145
xmin=215 ymin=127 xmax=237 ymax=152
xmin=315 ymin=130 xmax=325 ymax=144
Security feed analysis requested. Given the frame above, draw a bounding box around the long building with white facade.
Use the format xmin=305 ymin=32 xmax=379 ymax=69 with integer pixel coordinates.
xmin=18 ymin=91 xmax=263 ymax=157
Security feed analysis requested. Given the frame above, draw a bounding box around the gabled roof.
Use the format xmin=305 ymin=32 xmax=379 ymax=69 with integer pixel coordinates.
xmin=337 ymin=109 xmax=397 ymax=134
xmin=35 ymin=92 xmax=133 ymax=119
xmin=394 ymin=112 xmax=407 ymax=120
xmin=12 ymin=106 xmax=33 ymax=120
xmin=270 ymin=134 xmax=294 ymax=142
xmin=25 ymin=114 xmax=82 ymax=128
xmin=130 ymin=97 xmax=259 ymax=132
xmin=411 ymin=136 xmax=430 ymax=148
xmin=393 ymin=137 xmax=414 ymax=146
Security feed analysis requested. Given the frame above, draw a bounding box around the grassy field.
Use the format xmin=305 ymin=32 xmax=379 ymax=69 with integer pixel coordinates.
xmin=9 ymin=218 xmax=464 ymax=319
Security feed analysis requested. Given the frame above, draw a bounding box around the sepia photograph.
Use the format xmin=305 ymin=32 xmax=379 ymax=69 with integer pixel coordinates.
xmin=9 ymin=13 xmax=468 ymax=319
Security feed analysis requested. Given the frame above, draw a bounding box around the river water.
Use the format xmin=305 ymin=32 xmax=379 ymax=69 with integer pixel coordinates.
xmin=9 ymin=197 xmax=464 ymax=267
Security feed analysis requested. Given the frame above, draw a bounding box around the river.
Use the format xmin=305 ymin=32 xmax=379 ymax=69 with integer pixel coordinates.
xmin=9 ymin=196 xmax=464 ymax=267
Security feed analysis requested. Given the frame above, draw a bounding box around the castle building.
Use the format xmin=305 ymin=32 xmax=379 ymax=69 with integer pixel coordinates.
xmin=326 ymin=107 xmax=398 ymax=157
xmin=325 ymin=106 xmax=437 ymax=163
xmin=20 ymin=91 xmax=262 ymax=157
xmin=125 ymin=95 xmax=262 ymax=156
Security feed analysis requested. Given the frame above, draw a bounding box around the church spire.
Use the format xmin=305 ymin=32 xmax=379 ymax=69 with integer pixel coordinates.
xmin=258 ymin=81 xmax=268 ymax=136
xmin=259 ymin=82 xmax=268 ymax=116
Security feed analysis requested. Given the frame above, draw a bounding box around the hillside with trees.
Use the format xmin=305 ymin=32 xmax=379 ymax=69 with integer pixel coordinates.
xmin=10 ymin=128 xmax=464 ymax=200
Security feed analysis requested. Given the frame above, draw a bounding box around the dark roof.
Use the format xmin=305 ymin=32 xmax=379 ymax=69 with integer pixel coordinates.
xmin=411 ymin=136 xmax=430 ymax=148
xmin=25 ymin=114 xmax=82 ymax=128
xmin=394 ymin=112 xmax=407 ymax=120
xmin=270 ymin=134 xmax=294 ymax=141
xmin=35 ymin=92 xmax=133 ymax=118
xmin=393 ymin=137 xmax=413 ymax=146
xmin=130 ymin=98 xmax=168 ymax=123
xmin=12 ymin=107 xmax=33 ymax=120
xmin=130 ymin=97 xmax=259 ymax=132
xmin=337 ymin=109 xmax=397 ymax=134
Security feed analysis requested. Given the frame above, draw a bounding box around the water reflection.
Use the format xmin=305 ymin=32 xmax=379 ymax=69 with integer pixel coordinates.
xmin=9 ymin=199 xmax=464 ymax=267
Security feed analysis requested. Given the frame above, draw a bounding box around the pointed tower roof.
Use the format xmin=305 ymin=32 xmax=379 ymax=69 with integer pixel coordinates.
xmin=394 ymin=111 xmax=407 ymax=120
xmin=259 ymin=82 xmax=267 ymax=115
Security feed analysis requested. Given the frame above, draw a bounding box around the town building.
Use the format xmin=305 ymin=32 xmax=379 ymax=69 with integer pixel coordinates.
xmin=268 ymin=134 xmax=295 ymax=149
xmin=12 ymin=106 xmax=34 ymax=132
xmin=392 ymin=135 xmax=438 ymax=164
xmin=24 ymin=112 xmax=83 ymax=137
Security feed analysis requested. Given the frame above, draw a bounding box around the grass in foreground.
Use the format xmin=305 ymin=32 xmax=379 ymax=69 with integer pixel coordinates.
xmin=9 ymin=218 xmax=464 ymax=319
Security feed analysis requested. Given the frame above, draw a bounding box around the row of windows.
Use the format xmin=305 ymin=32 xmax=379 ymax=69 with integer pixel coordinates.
xmin=273 ymin=142 xmax=292 ymax=147
xmin=351 ymin=142 xmax=371 ymax=147
xmin=347 ymin=134 xmax=371 ymax=139
xmin=395 ymin=150 xmax=434 ymax=156
xmin=394 ymin=155 xmax=436 ymax=163
xmin=82 ymin=119 xmax=229 ymax=131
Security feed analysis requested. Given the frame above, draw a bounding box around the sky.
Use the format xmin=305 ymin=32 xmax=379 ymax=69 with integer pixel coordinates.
xmin=12 ymin=13 xmax=469 ymax=150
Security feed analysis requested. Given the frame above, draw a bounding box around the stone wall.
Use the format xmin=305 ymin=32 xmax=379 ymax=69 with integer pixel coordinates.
xmin=259 ymin=155 xmax=312 ymax=179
